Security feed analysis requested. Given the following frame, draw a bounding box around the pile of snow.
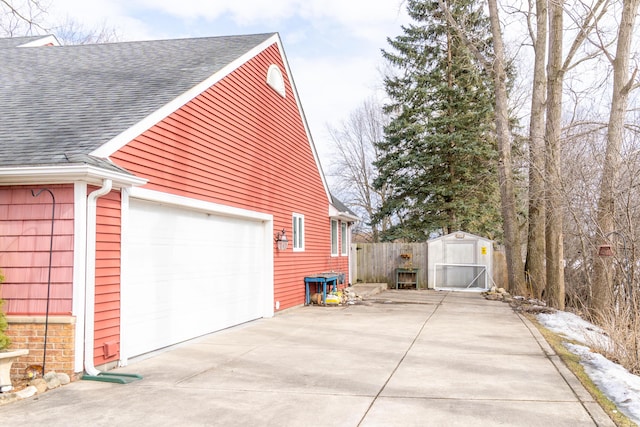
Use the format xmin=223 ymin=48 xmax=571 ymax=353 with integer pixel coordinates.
xmin=537 ymin=311 xmax=640 ymax=424
xmin=537 ymin=311 xmax=611 ymax=350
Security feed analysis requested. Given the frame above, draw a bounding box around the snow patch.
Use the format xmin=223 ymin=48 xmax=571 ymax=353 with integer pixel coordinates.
xmin=537 ymin=312 xmax=640 ymax=424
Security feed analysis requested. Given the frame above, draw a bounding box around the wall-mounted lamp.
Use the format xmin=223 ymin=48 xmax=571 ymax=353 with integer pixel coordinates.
xmin=275 ymin=228 xmax=288 ymax=251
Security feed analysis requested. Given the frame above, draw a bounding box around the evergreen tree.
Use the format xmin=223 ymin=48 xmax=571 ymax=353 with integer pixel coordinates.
xmin=373 ymin=0 xmax=501 ymax=241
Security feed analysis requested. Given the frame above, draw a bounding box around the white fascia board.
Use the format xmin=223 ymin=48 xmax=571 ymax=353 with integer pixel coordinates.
xmin=18 ymin=35 xmax=60 ymax=47
xmin=328 ymin=204 xmax=359 ymax=223
xmin=129 ymin=187 xmax=273 ymax=222
xmin=0 ymin=165 xmax=147 ymax=187
xmin=91 ymin=34 xmax=281 ymax=159
xmin=272 ymin=35 xmax=333 ymax=203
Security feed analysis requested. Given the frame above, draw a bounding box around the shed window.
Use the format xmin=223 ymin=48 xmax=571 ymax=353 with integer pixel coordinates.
xmin=293 ymin=213 xmax=304 ymax=251
xmin=341 ymin=222 xmax=348 ymax=256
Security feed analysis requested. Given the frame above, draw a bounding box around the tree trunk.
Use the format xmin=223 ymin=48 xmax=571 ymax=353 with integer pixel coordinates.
xmin=525 ymin=0 xmax=548 ymax=300
xmin=487 ymin=0 xmax=526 ymax=295
xmin=545 ymin=0 xmax=565 ymax=309
xmin=592 ymin=0 xmax=640 ymax=318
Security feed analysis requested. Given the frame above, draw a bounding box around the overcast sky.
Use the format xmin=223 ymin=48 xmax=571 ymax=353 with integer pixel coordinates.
xmin=43 ymin=0 xmax=410 ymax=171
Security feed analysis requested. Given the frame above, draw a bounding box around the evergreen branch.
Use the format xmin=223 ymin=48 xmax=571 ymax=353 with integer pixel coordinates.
xmin=436 ymin=0 xmax=492 ymax=74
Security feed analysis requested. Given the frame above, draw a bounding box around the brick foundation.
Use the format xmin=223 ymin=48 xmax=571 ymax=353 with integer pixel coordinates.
xmin=5 ymin=316 xmax=77 ymax=382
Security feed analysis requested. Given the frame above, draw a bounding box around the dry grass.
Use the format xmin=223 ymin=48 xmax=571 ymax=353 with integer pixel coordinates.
xmin=591 ymin=308 xmax=640 ymax=376
xmin=526 ymin=313 xmax=637 ymax=427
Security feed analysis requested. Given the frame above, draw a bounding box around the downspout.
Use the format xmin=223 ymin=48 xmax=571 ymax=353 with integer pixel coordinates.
xmin=82 ymin=179 xmax=142 ymax=384
xmin=84 ymin=179 xmax=112 ymax=377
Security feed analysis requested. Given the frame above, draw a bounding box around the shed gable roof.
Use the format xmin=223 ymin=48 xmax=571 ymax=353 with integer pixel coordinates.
xmin=0 ymin=33 xmax=275 ymax=168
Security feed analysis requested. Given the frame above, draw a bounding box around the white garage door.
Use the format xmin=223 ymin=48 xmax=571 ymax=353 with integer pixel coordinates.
xmin=123 ymin=198 xmax=268 ymax=358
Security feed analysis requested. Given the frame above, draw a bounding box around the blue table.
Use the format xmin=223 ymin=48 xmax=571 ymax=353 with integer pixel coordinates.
xmin=304 ymin=273 xmax=342 ymax=305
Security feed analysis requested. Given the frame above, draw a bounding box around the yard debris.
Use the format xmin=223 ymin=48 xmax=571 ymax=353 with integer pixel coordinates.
xmin=325 ymin=294 xmax=342 ymax=305
xmin=482 ymin=287 xmax=554 ymax=313
xmin=309 ymin=293 xmax=323 ymax=305
xmin=308 ymin=287 xmax=366 ymax=306
xmin=344 ymin=287 xmax=364 ymax=304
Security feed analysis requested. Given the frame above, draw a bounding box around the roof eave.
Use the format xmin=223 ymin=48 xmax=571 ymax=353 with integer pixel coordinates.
xmin=329 ymin=205 xmax=359 ymax=223
xmin=333 ymin=213 xmax=360 ymax=223
xmin=0 ymin=165 xmax=148 ymax=188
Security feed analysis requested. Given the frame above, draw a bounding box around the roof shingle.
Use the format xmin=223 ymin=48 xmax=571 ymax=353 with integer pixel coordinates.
xmin=0 ymin=33 xmax=276 ymax=169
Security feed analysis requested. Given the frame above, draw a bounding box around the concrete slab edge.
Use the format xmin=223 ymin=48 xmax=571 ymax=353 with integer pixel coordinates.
xmin=518 ymin=313 xmax=616 ymax=427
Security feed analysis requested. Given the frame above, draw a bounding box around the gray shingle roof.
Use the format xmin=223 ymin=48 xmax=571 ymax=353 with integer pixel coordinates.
xmin=331 ymin=194 xmax=358 ymax=218
xmin=0 ymin=33 xmax=275 ymax=169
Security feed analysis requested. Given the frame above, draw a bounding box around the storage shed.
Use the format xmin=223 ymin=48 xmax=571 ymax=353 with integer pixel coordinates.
xmin=427 ymin=231 xmax=493 ymax=290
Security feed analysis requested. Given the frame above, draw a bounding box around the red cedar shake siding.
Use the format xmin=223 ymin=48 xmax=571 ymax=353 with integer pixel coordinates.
xmin=110 ymin=43 xmax=345 ymax=311
xmin=0 ymin=185 xmax=74 ymax=315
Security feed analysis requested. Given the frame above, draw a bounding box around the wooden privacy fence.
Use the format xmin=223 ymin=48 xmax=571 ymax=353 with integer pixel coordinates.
xmin=352 ymin=242 xmax=428 ymax=289
xmin=351 ymin=242 xmax=507 ymax=290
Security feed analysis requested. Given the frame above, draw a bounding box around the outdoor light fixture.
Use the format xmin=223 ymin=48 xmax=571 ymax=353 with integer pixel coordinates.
xmin=275 ymin=229 xmax=288 ymax=251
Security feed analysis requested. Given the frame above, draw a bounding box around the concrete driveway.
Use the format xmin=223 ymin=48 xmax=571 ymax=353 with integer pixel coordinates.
xmin=0 ymin=290 xmax=614 ymax=426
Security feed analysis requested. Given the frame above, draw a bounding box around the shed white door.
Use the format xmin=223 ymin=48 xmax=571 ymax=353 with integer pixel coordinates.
xmin=123 ymin=199 xmax=267 ymax=357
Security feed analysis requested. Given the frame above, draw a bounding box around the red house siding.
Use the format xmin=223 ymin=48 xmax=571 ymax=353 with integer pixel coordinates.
xmin=0 ymin=185 xmax=74 ymax=314
xmin=110 ymin=43 xmax=343 ymax=310
xmin=93 ymin=190 xmax=121 ymax=365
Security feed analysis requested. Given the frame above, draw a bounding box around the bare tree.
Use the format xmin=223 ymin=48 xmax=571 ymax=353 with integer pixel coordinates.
xmin=327 ymin=98 xmax=392 ymax=242
xmin=544 ymin=0 xmax=566 ymax=309
xmin=592 ymin=0 xmax=640 ymax=318
xmin=487 ymin=0 xmax=528 ymax=296
xmin=53 ymin=16 xmax=119 ymax=45
xmin=0 ymin=0 xmax=46 ymax=36
xmin=0 ymin=1 xmax=119 ymax=44
xmin=525 ymin=0 xmax=548 ymax=299
xmin=538 ymin=0 xmax=609 ymax=309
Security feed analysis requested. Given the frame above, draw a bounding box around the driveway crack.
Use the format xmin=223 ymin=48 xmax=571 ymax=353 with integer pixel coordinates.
xmin=357 ymin=292 xmax=448 ymax=426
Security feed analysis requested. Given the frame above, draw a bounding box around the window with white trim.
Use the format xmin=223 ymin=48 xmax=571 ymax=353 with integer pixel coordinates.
xmin=331 ymin=219 xmax=338 ymax=256
xmin=341 ymin=222 xmax=348 ymax=256
xmin=292 ymin=213 xmax=304 ymax=251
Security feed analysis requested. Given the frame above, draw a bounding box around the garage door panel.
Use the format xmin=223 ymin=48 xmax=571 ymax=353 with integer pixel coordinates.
xmin=124 ymin=199 xmax=267 ymax=357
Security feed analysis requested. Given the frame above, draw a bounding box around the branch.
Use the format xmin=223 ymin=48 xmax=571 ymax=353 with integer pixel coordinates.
xmin=0 ymin=0 xmax=48 ymax=34
xmin=0 ymin=0 xmax=33 ymax=24
xmin=562 ymin=0 xmax=611 ymax=72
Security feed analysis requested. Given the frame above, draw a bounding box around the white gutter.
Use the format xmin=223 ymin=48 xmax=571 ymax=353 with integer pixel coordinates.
xmin=84 ymin=179 xmax=113 ymax=376
xmin=0 ymin=165 xmax=146 ymax=187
